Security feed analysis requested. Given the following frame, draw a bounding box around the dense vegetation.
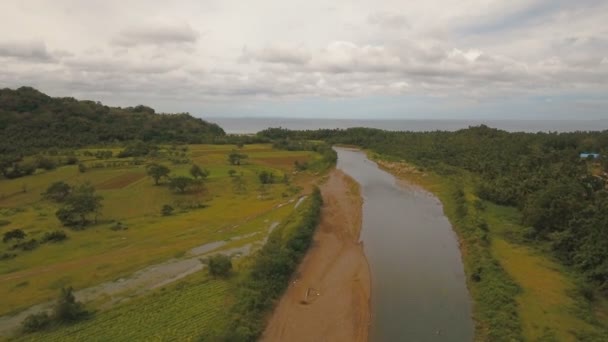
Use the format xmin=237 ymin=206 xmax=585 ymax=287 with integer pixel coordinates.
xmin=259 ymin=126 xmax=608 ymax=294
xmin=0 ymin=86 xmax=225 ymax=156
xmin=205 ymin=188 xmax=323 ymax=341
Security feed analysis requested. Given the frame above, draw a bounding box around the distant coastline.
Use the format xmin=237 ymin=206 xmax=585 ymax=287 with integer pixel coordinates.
xmin=207 ymin=117 xmax=608 ymax=134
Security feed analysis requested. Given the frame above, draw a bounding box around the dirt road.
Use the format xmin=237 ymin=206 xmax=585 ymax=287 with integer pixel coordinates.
xmin=262 ymin=170 xmax=371 ymax=342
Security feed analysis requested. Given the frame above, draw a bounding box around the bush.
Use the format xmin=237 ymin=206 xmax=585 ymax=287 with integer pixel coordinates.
xmin=41 ymin=230 xmax=68 ymax=243
xmin=12 ymin=239 xmax=39 ymax=251
xmin=3 ymin=228 xmax=26 ymax=242
xmin=0 ymin=252 xmax=17 ymax=260
xmin=53 ymin=287 xmax=88 ymax=322
xmin=206 ymin=254 xmax=233 ymax=278
xmin=22 ymin=312 xmax=51 ymax=333
xmin=161 ymin=205 xmax=174 ymax=216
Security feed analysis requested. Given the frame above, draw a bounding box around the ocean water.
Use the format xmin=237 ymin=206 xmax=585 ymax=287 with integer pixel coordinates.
xmin=206 ymin=117 xmax=608 ymax=134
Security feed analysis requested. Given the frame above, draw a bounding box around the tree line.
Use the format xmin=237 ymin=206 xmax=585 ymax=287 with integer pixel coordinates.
xmin=258 ymin=126 xmax=608 ymax=293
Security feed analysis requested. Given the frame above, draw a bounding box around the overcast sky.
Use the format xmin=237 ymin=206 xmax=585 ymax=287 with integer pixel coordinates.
xmin=1 ymin=0 xmax=607 ymax=120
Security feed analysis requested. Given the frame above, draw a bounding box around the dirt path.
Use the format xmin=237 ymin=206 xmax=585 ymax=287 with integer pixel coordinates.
xmin=262 ymin=170 xmax=371 ymax=342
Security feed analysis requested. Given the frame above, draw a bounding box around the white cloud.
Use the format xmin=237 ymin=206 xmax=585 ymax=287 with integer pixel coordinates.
xmin=0 ymin=0 xmax=606 ymax=118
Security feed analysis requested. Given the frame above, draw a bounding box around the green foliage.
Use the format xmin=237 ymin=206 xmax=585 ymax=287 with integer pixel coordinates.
xmin=258 ymin=170 xmax=276 ymax=184
xmin=190 ymin=164 xmax=209 ymax=179
xmin=77 ymin=163 xmax=86 ymax=173
xmin=11 ymin=238 xmax=39 ymax=251
xmin=21 ymin=312 xmax=51 ymax=333
xmin=53 ymin=286 xmax=88 ymax=322
xmin=161 ymin=204 xmax=174 ymax=216
xmin=262 ymin=126 xmax=608 ymax=292
xmin=146 ymin=163 xmax=170 ymax=185
xmin=0 ymin=87 xmax=225 ymax=156
xmin=228 ymin=151 xmax=248 ymax=165
xmin=40 ymin=230 xmax=68 ymax=243
xmin=55 ymin=183 xmax=103 ymax=228
xmin=43 ymin=181 xmax=72 ymax=202
xmin=168 ymin=176 xmax=196 ymax=193
xmin=210 ymin=188 xmax=323 ymax=341
xmin=3 ymin=228 xmax=26 ymax=242
xmin=118 ymin=141 xmax=157 ymax=158
xmin=206 ymin=254 xmax=233 ymax=278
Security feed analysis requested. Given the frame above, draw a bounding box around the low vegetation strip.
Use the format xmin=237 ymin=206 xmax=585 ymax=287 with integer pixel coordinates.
xmin=17 ymin=276 xmax=230 ymax=341
xmin=202 ymin=188 xmax=323 ymax=341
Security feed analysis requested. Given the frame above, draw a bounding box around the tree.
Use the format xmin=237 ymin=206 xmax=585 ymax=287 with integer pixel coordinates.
xmin=43 ymin=181 xmax=72 ymax=202
xmin=228 ymin=151 xmax=248 ymax=165
xmin=169 ymin=176 xmax=195 ymax=193
xmin=55 ymin=183 xmax=103 ymax=227
xmin=161 ymin=204 xmax=174 ymax=216
xmin=206 ymin=254 xmax=232 ymax=277
xmin=228 ymin=169 xmax=237 ymax=177
xmin=53 ymin=287 xmax=88 ymax=322
xmin=3 ymin=229 xmax=26 ymax=243
xmin=78 ymin=163 xmax=87 ymax=173
xmin=190 ymin=164 xmax=209 ymax=179
xmin=258 ymin=170 xmax=275 ymax=184
xmin=146 ymin=163 xmax=170 ymax=185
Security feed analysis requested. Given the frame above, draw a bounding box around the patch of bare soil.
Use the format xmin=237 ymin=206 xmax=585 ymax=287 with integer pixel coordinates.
xmin=262 ymin=169 xmax=371 ymax=342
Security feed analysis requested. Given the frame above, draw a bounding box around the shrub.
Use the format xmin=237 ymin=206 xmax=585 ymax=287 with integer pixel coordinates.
xmin=21 ymin=312 xmax=51 ymax=333
xmin=3 ymin=228 xmax=26 ymax=242
xmin=161 ymin=205 xmax=174 ymax=216
xmin=206 ymin=254 xmax=233 ymax=278
xmin=12 ymin=239 xmax=39 ymax=251
xmin=41 ymin=230 xmax=68 ymax=243
xmin=0 ymin=253 xmax=17 ymax=260
xmin=53 ymin=287 xmax=88 ymax=322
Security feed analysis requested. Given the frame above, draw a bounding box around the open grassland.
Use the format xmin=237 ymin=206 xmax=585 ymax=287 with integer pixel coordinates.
xmin=11 ymin=190 xmax=321 ymax=342
xmin=0 ymin=144 xmax=320 ymax=319
xmin=370 ymin=153 xmax=608 ymax=341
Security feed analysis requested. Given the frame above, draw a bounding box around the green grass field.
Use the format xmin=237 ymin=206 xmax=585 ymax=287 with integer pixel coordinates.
xmin=370 ymin=153 xmax=608 ymax=341
xmin=0 ymin=143 xmax=322 ymax=336
xmin=17 ymin=273 xmax=231 ymax=342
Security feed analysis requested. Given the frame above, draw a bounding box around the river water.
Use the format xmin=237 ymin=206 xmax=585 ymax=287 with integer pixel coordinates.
xmin=335 ymin=148 xmax=474 ymax=341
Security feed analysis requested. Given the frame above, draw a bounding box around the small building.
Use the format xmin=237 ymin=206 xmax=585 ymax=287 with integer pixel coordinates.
xmin=580 ymin=152 xmax=600 ymax=159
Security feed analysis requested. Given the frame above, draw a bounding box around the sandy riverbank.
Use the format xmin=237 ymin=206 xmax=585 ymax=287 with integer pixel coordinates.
xmin=262 ymin=169 xmax=371 ymax=342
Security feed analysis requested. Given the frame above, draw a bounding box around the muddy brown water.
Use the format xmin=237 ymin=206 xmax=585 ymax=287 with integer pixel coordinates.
xmin=335 ymin=148 xmax=474 ymax=342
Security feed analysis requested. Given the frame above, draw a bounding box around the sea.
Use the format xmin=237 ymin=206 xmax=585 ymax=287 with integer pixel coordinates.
xmin=207 ymin=117 xmax=608 ymax=134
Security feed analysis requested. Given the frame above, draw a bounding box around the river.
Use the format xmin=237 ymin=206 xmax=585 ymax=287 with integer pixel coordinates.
xmin=335 ymin=147 xmax=474 ymax=341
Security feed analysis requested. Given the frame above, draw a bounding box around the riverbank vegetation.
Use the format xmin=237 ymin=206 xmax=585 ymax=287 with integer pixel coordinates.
xmin=259 ymin=126 xmax=608 ymax=340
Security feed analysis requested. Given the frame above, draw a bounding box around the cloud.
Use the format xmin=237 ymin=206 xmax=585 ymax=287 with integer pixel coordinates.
xmin=0 ymin=40 xmax=54 ymax=61
xmin=368 ymin=12 xmax=410 ymax=29
xmin=112 ymin=23 xmax=200 ymax=47
xmin=0 ymin=0 xmax=607 ymax=119
xmin=240 ymin=45 xmax=312 ymax=65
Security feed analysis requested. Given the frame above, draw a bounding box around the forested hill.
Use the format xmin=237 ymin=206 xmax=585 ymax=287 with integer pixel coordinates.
xmin=0 ymin=87 xmax=225 ymax=154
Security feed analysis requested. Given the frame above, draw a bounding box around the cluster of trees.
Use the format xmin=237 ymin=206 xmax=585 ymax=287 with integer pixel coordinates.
xmin=0 ymin=155 xmax=78 ymax=179
xmin=205 ymin=188 xmax=322 ymax=341
xmin=255 ymin=131 xmax=337 ymax=170
xmin=0 ymin=87 xmax=225 ymax=156
xmin=262 ymin=126 xmax=608 ymax=292
xmin=43 ymin=182 xmax=103 ymax=228
xmin=146 ymin=163 xmax=209 ymax=194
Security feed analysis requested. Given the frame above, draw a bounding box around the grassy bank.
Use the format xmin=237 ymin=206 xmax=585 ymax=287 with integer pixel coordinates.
xmin=370 ymin=152 xmax=608 ymax=341
xmin=203 ymin=188 xmax=324 ymax=341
